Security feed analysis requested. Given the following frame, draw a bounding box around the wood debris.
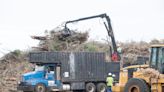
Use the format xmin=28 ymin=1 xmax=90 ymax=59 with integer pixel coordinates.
xmin=138 ymin=68 xmax=164 ymax=78
xmin=32 ymin=28 xmax=89 ymax=51
xmin=0 ymin=51 xmax=34 ymax=92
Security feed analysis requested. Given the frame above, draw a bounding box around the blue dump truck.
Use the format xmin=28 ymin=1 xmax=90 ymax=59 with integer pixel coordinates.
xmin=17 ymin=52 xmax=120 ymax=92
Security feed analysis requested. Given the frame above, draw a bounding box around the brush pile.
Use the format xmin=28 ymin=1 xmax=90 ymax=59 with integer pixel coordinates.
xmin=32 ymin=28 xmax=88 ymax=51
xmin=0 ymin=50 xmax=34 ymax=92
xmin=120 ymin=41 xmax=150 ymax=64
xmin=139 ymin=68 xmax=164 ymax=79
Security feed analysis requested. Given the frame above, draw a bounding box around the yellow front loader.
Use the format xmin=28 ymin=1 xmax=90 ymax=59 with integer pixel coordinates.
xmin=113 ymin=44 xmax=164 ymax=92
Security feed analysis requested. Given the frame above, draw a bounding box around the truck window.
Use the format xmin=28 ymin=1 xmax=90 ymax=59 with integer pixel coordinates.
xmin=35 ymin=65 xmax=45 ymax=71
xmin=151 ymin=48 xmax=157 ymax=68
xmin=162 ymin=48 xmax=164 ymax=65
xmin=49 ymin=66 xmax=54 ymax=71
xmin=161 ymin=48 xmax=164 ymax=73
xmin=45 ymin=66 xmax=55 ymax=73
xmin=158 ymin=48 xmax=163 ymax=62
xmin=157 ymin=48 xmax=163 ymax=73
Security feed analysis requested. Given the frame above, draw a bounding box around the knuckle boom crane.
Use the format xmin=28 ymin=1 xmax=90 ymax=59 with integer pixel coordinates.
xmin=64 ymin=13 xmax=120 ymax=61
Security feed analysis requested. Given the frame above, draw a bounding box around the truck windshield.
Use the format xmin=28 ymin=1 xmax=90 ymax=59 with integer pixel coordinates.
xmin=34 ymin=66 xmax=45 ymax=71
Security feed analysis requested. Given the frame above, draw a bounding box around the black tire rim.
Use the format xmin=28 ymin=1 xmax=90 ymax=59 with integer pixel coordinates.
xmin=99 ymin=85 xmax=106 ymax=92
xmin=88 ymin=86 xmax=94 ymax=92
xmin=129 ymin=85 xmax=140 ymax=92
xmin=37 ymin=85 xmax=45 ymax=92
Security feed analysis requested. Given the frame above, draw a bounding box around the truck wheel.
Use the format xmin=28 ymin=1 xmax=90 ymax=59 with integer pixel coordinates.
xmin=72 ymin=90 xmax=85 ymax=92
xmin=124 ymin=78 xmax=150 ymax=92
xmin=96 ymin=83 xmax=107 ymax=92
xmin=35 ymin=83 xmax=46 ymax=92
xmin=86 ymin=83 xmax=96 ymax=92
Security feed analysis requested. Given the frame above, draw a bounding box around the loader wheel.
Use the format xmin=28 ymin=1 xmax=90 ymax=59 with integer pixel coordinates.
xmin=86 ymin=83 xmax=96 ymax=92
xmin=97 ymin=83 xmax=107 ymax=92
xmin=124 ymin=78 xmax=150 ymax=92
xmin=35 ymin=83 xmax=46 ymax=92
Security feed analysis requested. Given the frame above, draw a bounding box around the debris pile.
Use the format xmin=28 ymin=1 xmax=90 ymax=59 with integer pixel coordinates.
xmin=120 ymin=41 xmax=150 ymax=64
xmin=0 ymin=51 xmax=33 ymax=92
xmin=121 ymin=41 xmax=149 ymax=56
xmin=32 ymin=29 xmax=89 ymax=51
xmin=139 ymin=68 xmax=164 ymax=79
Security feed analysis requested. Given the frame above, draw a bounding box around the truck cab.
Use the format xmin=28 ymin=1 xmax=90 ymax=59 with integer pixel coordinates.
xmin=18 ymin=64 xmax=61 ymax=92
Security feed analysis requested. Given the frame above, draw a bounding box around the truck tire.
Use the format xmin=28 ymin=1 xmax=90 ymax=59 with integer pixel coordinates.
xmin=124 ymin=78 xmax=150 ymax=92
xmin=96 ymin=83 xmax=107 ymax=92
xmin=72 ymin=90 xmax=85 ymax=92
xmin=35 ymin=83 xmax=46 ymax=92
xmin=86 ymin=83 xmax=96 ymax=92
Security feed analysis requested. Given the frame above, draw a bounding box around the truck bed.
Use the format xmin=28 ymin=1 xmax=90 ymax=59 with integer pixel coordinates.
xmin=29 ymin=51 xmax=120 ymax=82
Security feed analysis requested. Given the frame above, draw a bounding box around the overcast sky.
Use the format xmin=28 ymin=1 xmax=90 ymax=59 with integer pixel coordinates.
xmin=0 ymin=0 xmax=164 ymax=56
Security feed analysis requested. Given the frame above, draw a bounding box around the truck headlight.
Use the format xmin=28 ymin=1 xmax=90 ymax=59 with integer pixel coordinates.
xmin=63 ymin=84 xmax=70 ymax=91
xmin=48 ymin=81 xmax=55 ymax=86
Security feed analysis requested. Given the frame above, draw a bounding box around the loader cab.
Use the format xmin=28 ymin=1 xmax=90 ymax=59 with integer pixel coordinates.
xmin=150 ymin=45 xmax=164 ymax=74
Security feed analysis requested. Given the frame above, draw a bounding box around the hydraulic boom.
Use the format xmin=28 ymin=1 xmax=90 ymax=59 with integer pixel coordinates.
xmin=64 ymin=13 xmax=120 ymax=61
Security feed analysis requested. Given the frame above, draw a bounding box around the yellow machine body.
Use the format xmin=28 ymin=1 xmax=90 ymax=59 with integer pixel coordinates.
xmin=112 ymin=65 xmax=164 ymax=92
xmin=112 ymin=44 xmax=164 ymax=92
xmin=133 ymin=71 xmax=164 ymax=92
xmin=112 ymin=65 xmax=149 ymax=92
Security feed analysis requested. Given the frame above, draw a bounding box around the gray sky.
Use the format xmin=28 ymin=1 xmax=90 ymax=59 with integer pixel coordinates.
xmin=0 ymin=0 xmax=164 ymax=56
